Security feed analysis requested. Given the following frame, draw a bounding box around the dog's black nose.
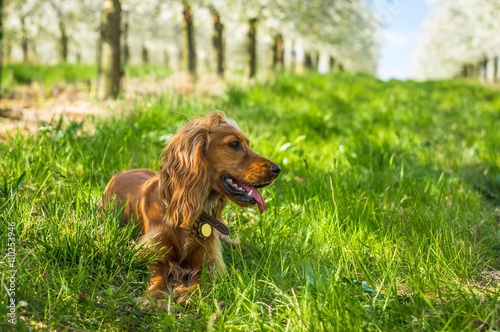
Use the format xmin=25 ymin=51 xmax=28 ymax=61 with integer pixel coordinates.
xmin=269 ymin=163 xmax=281 ymax=177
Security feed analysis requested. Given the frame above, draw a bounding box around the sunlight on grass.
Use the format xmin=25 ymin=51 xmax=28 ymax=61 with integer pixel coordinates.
xmin=1 ymin=63 xmax=172 ymax=89
xmin=1 ymin=72 xmax=499 ymax=330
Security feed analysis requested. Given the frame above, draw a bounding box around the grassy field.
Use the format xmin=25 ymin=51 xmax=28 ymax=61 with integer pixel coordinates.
xmin=1 ymin=71 xmax=500 ymax=331
xmin=1 ymin=63 xmax=172 ymax=89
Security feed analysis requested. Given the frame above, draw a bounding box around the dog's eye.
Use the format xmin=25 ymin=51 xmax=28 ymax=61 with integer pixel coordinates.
xmin=228 ymin=141 xmax=240 ymax=150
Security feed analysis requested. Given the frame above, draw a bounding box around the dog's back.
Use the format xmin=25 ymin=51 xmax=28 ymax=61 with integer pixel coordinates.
xmin=101 ymin=168 xmax=157 ymax=226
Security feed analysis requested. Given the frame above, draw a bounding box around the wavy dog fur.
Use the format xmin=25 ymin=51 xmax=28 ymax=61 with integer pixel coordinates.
xmin=101 ymin=111 xmax=280 ymax=310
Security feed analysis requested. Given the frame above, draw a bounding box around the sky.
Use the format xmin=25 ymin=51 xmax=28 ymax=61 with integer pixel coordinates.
xmin=370 ymin=0 xmax=434 ymax=80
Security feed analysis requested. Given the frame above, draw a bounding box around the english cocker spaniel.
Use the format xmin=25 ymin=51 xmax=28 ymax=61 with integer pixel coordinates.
xmin=101 ymin=111 xmax=280 ymax=309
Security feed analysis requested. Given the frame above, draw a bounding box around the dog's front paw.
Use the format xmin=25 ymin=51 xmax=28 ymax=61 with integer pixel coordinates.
xmin=220 ymin=234 xmax=249 ymax=252
xmin=135 ymin=296 xmax=176 ymax=312
xmin=171 ymin=284 xmax=199 ymax=307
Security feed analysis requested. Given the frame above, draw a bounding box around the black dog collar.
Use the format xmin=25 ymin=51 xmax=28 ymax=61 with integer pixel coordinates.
xmin=198 ymin=213 xmax=229 ymax=240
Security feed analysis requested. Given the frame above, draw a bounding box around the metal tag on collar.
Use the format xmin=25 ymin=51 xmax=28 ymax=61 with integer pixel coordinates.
xmin=199 ymin=213 xmax=229 ymax=235
xmin=198 ymin=222 xmax=213 ymax=240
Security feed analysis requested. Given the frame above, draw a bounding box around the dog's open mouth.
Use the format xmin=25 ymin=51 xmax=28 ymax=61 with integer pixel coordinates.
xmin=222 ymin=174 xmax=267 ymax=213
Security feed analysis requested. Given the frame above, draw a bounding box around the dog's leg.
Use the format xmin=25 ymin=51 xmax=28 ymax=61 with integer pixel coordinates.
xmin=135 ymin=231 xmax=175 ymax=310
xmin=147 ymin=263 xmax=169 ymax=298
xmin=135 ymin=264 xmax=172 ymax=311
xmin=171 ymin=282 xmax=200 ymax=306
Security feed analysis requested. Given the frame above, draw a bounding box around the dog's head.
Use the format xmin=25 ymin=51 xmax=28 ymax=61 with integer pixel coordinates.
xmin=159 ymin=111 xmax=280 ymax=229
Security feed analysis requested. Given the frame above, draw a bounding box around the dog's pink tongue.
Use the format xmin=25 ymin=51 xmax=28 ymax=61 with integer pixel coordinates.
xmin=241 ymin=184 xmax=265 ymax=213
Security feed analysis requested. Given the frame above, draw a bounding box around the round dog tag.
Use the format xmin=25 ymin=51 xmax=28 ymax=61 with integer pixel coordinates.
xmin=199 ymin=222 xmax=213 ymax=240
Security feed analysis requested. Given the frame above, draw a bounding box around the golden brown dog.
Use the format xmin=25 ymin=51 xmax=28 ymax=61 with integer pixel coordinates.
xmin=100 ymin=111 xmax=280 ymax=309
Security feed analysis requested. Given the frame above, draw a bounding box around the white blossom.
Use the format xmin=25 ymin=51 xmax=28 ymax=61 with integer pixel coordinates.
xmin=412 ymin=0 xmax=500 ymax=80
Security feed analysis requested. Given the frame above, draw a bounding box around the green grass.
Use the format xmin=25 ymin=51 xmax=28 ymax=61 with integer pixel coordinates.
xmin=125 ymin=64 xmax=172 ymax=79
xmin=1 ymin=73 xmax=500 ymax=331
xmin=2 ymin=63 xmax=97 ymax=87
xmin=1 ymin=63 xmax=172 ymax=89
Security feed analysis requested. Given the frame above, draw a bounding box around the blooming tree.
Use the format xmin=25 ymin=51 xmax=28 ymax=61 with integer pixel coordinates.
xmin=3 ymin=0 xmax=380 ymax=77
xmin=413 ymin=0 xmax=500 ymax=81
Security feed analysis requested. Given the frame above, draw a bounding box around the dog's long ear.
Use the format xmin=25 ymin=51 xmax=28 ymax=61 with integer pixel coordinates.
xmin=159 ymin=124 xmax=211 ymax=229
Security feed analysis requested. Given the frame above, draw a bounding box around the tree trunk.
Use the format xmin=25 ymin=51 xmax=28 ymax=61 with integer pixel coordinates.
xmin=304 ymin=52 xmax=313 ymax=70
xmin=271 ymin=33 xmax=284 ymax=72
xmin=49 ymin=1 xmax=68 ymax=62
xmin=246 ymin=18 xmax=257 ymax=79
xmin=465 ymin=63 xmax=473 ymax=79
xmin=460 ymin=64 xmax=466 ymax=78
xmin=122 ymin=9 xmax=129 ymax=65
xmin=0 ymin=0 xmax=3 ymax=97
xmin=142 ymin=44 xmax=149 ymax=64
xmin=182 ymin=4 xmax=196 ymax=78
xmin=98 ymin=0 xmax=121 ymax=100
xmin=210 ymin=6 xmax=224 ymax=77
xmin=59 ymin=20 xmax=68 ymax=62
xmin=329 ymin=56 xmax=336 ymax=72
xmin=482 ymin=58 xmax=488 ymax=81
xmin=290 ymin=40 xmax=297 ymax=73
xmin=21 ymin=17 xmax=28 ymax=63
xmin=494 ymin=56 xmax=499 ymax=83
